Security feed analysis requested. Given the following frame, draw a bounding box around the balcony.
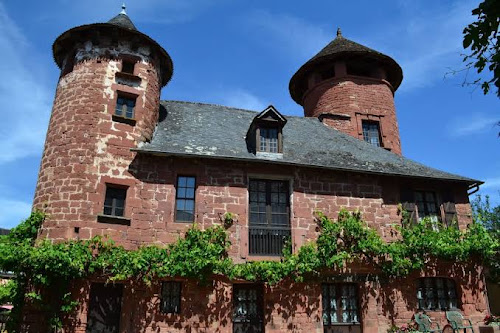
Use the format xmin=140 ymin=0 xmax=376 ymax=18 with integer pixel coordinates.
xmin=249 ymin=227 xmax=291 ymax=256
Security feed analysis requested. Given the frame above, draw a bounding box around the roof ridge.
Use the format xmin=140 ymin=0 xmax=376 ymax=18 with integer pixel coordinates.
xmin=160 ymin=100 xmax=323 ymax=121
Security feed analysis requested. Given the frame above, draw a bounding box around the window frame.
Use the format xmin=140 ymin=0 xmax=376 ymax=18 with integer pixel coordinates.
xmin=322 ymin=283 xmax=361 ymax=326
xmin=103 ymin=184 xmax=127 ymax=217
xmin=114 ymin=93 xmax=137 ymax=120
xmin=160 ymin=281 xmax=182 ymax=314
xmin=417 ymin=277 xmax=459 ymax=311
xmin=232 ymin=284 xmax=264 ymax=332
xmin=361 ymin=120 xmax=383 ymax=147
xmin=256 ymin=125 xmax=282 ymax=154
xmin=175 ymin=175 xmax=196 ymax=223
xmin=121 ymin=59 xmax=135 ymax=75
xmin=415 ymin=190 xmax=441 ymax=222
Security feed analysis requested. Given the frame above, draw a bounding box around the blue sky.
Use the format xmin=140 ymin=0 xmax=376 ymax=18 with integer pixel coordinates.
xmin=0 ymin=0 xmax=498 ymax=228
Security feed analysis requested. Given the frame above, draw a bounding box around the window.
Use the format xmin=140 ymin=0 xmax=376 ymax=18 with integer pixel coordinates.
xmin=415 ymin=191 xmax=440 ymax=221
xmin=121 ymin=60 xmax=135 ymax=74
xmin=104 ymin=185 xmax=127 ymax=217
xmin=417 ymin=278 xmax=458 ymax=311
xmin=258 ymin=127 xmax=279 ymax=153
xmin=115 ymin=94 xmax=136 ymax=119
xmin=362 ymin=120 xmax=382 ymax=147
xmin=233 ymin=284 xmax=264 ymax=333
xmin=322 ymin=284 xmax=360 ymax=326
xmin=248 ymin=179 xmax=290 ymax=256
xmin=175 ymin=176 xmax=196 ymax=222
xmin=160 ymin=282 xmax=181 ymax=314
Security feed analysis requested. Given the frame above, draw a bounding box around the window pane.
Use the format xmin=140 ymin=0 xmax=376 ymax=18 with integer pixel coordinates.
xmin=104 ymin=186 xmax=127 ymax=217
xmin=418 ymin=278 xmax=457 ymax=310
xmin=115 ymin=95 xmax=135 ymax=119
xmin=362 ymin=121 xmax=381 ymax=147
xmin=161 ymin=282 xmax=181 ymax=314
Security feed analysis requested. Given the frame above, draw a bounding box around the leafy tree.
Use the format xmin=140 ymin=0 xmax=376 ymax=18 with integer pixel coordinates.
xmin=471 ymin=194 xmax=500 ymax=281
xmin=462 ymin=0 xmax=500 ymax=96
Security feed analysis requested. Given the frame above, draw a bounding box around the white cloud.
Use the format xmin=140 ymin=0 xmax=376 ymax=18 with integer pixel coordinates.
xmin=0 ymin=3 xmax=51 ymax=164
xmin=220 ymin=89 xmax=267 ymax=111
xmin=243 ymin=2 xmax=477 ymax=93
xmin=388 ymin=1 xmax=477 ymax=92
xmin=0 ymin=198 xmax=31 ymax=229
xmin=245 ymin=10 xmax=330 ymax=59
xmin=447 ymin=114 xmax=498 ymax=137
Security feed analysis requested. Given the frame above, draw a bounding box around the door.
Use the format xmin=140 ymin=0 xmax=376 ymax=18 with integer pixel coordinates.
xmin=86 ymin=283 xmax=123 ymax=333
xmin=233 ymin=284 xmax=264 ymax=333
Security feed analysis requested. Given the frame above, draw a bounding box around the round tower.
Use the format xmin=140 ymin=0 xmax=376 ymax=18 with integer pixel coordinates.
xmin=33 ymin=6 xmax=173 ymax=240
xmin=289 ymin=29 xmax=403 ymax=155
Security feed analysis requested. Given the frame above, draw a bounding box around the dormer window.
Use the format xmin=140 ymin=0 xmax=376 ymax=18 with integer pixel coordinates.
xmin=247 ymin=106 xmax=287 ymax=155
xmin=258 ymin=127 xmax=279 ymax=153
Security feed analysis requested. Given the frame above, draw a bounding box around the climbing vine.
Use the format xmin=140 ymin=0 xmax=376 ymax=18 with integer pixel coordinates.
xmin=0 ymin=210 xmax=498 ymax=331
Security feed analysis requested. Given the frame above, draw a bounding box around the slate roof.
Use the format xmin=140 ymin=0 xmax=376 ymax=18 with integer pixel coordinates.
xmin=107 ymin=13 xmax=137 ymax=31
xmin=289 ymin=31 xmax=403 ymax=104
xmin=135 ymin=101 xmax=480 ymax=185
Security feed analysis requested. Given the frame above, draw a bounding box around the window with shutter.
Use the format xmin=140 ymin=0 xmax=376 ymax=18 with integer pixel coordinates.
xmin=400 ymin=188 xmax=417 ymax=225
xmin=442 ymin=191 xmax=457 ymax=227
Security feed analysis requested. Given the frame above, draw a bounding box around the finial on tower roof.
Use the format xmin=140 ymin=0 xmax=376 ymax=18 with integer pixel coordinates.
xmin=336 ymin=27 xmax=342 ymax=38
xmin=120 ymin=3 xmax=127 ymax=15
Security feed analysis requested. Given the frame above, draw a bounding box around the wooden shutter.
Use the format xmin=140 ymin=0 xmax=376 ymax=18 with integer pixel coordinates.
xmin=400 ymin=188 xmax=417 ymax=225
xmin=442 ymin=190 xmax=457 ymax=227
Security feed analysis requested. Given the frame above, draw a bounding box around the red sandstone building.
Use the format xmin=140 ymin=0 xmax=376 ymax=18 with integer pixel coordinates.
xmin=32 ymin=7 xmax=489 ymax=333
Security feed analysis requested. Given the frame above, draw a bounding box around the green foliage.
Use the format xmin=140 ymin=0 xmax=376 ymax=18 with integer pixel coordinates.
xmin=471 ymin=194 xmax=500 ymax=282
xmin=0 ymin=280 xmax=16 ymax=305
xmin=462 ymin=0 xmax=500 ymax=96
xmin=1 ymin=209 xmax=498 ymax=331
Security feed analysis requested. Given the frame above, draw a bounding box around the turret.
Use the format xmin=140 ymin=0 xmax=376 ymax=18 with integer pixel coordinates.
xmin=33 ymin=6 xmax=173 ymax=240
xmin=289 ymin=28 xmax=403 ymax=154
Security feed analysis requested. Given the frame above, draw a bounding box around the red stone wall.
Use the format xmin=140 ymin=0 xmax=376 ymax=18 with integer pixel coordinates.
xmin=33 ymin=48 xmax=161 ymax=242
xmin=303 ymin=76 xmax=402 ymax=155
xmin=51 ymin=262 xmax=487 ymax=333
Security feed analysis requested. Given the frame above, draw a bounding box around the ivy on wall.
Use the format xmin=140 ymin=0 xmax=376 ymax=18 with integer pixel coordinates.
xmin=0 ymin=210 xmax=498 ymax=331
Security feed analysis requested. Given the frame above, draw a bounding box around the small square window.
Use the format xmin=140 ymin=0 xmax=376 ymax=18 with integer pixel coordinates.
xmin=362 ymin=120 xmax=382 ymax=147
xmin=161 ymin=282 xmax=181 ymax=314
xmin=121 ymin=60 xmax=135 ymax=74
xmin=115 ymin=94 xmax=136 ymax=119
xmin=175 ymin=176 xmax=196 ymax=222
xmin=104 ymin=185 xmax=127 ymax=217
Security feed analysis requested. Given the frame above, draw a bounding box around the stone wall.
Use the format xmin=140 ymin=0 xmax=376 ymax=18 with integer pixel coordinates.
xmin=303 ymin=76 xmax=402 ymax=155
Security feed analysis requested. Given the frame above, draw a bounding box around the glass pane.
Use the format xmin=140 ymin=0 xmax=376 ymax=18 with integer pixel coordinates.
xmin=178 ymin=177 xmax=187 ymax=187
xmin=186 ymin=177 xmax=195 ymax=188
xmin=186 ymin=188 xmax=195 ymax=199
xmin=184 ymin=200 xmax=194 ymax=212
xmin=176 ymin=199 xmax=185 ymax=210
xmin=177 ymin=188 xmax=186 ymax=198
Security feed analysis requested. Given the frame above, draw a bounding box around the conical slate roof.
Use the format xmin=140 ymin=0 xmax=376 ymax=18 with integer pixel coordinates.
xmin=289 ymin=29 xmax=403 ymax=105
xmin=107 ymin=13 xmax=137 ymax=30
xmin=52 ymin=6 xmax=173 ymax=86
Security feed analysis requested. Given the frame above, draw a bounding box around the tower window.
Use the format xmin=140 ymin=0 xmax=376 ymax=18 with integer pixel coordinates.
xmin=103 ymin=185 xmax=127 ymax=217
xmin=115 ymin=94 xmax=136 ymax=119
xmin=121 ymin=60 xmax=135 ymax=75
xmin=362 ymin=120 xmax=382 ymax=147
xmin=258 ymin=127 xmax=280 ymax=153
xmin=175 ymin=176 xmax=196 ymax=222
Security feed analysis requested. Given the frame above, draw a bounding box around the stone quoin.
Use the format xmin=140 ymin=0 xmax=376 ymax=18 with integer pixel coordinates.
xmin=27 ymin=6 xmax=489 ymax=333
